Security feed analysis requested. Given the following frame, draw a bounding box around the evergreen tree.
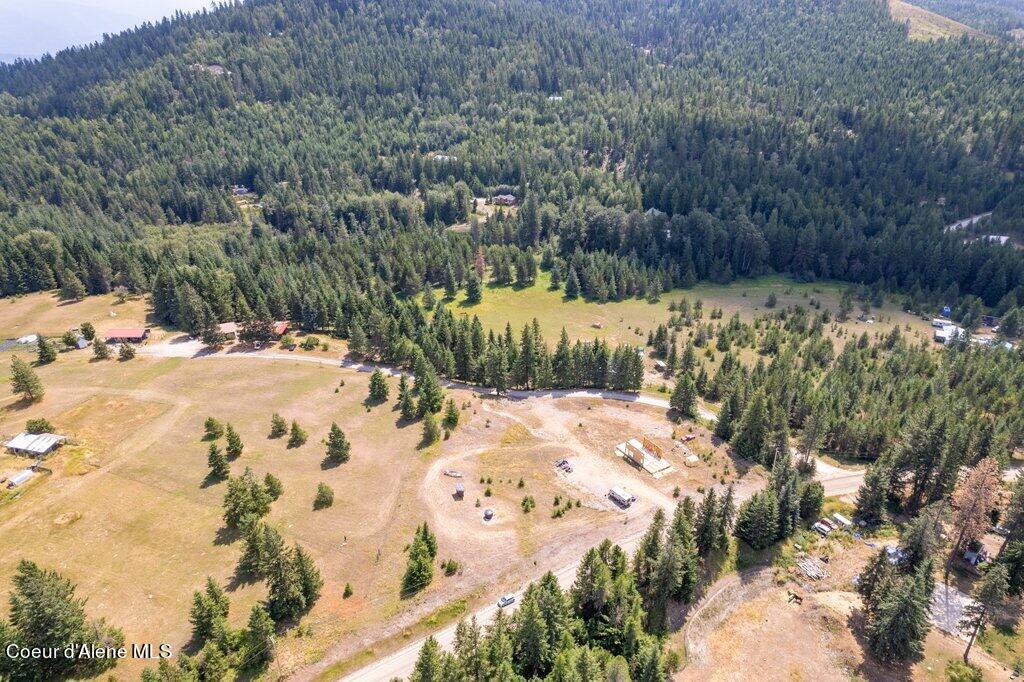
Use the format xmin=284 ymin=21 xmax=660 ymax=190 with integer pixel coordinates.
xmin=731 ymin=388 xmax=770 ymax=464
xmin=416 ymin=369 xmax=444 ymax=415
xmin=189 ymin=576 xmax=229 ymax=643
xmin=244 ymin=604 xmax=276 ymax=667
xmin=204 ymin=416 xmax=224 ymax=440
xmin=314 ymin=482 xmax=334 ymax=509
xmin=400 ymin=389 xmax=417 ymax=422
xmin=856 ymin=460 xmax=891 ymax=525
xmin=867 ymin=574 xmax=930 ymax=661
xmin=118 ymin=342 xmax=136 ymax=361
xmin=422 ymin=411 xmax=441 ymax=445
xmin=714 ymin=394 xmax=734 ymax=440
xmin=207 ymin=442 xmax=229 ymax=480
xmin=1 ymin=560 xmax=124 ymax=680
xmin=36 ymin=335 xmax=57 ymax=364
xmin=734 ymin=489 xmax=779 ymax=550
xmin=564 ymin=267 xmax=581 ymax=299
xmin=368 ymin=368 xmax=389 ymax=403
xmin=670 ymin=373 xmax=698 ymax=419
xmin=442 ymin=398 xmax=460 ymax=431
xmin=288 ymin=420 xmax=308 ymax=448
xmin=324 ymin=422 xmax=350 ymax=464
xmin=264 ymin=473 xmax=283 ymax=500
xmin=9 ymin=355 xmax=44 ymax=401
xmin=466 ymin=273 xmax=483 ymax=304
xmin=91 ymin=337 xmax=110 ymax=359
xmin=269 ymin=413 xmax=287 ymax=438
xmin=225 ymin=423 xmax=244 ymax=459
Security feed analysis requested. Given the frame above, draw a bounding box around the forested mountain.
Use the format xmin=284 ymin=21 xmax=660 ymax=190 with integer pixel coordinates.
xmin=909 ymin=0 xmax=1024 ymax=38
xmin=1 ymin=0 xmax=1024 ymax=326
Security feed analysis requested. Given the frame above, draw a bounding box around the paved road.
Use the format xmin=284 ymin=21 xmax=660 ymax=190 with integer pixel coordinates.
xmin=143 ymin=338 xmax=866 ymax=681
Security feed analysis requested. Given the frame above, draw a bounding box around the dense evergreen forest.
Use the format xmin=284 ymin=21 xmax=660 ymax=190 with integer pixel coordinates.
xmin=1 ymin=0 xmax=1024 ymax=366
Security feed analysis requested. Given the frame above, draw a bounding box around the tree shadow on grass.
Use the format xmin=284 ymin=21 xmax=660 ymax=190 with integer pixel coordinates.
xmin=320 ymin=456 xmax=343 ymax=471
xmin=214 ymin=525 xmax=241 ymax=546
xmin=200 ymin=473 xmax=225 ymax=489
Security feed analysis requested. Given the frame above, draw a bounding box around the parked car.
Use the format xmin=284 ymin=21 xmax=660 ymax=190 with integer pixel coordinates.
xmin=483 ymin=508 xmax=494 ymax=521
xmin=554 ymin=459 xmax=568 ymax=468
xmin=497 ymin=594 xmax=516 ymax=608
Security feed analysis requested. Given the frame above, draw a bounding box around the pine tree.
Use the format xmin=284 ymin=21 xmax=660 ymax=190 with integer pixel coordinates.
xmin=670 ymin=374 xmax=698 ymax=419
xmin=80 ymin=322 xmax=95 ymax=341
xmin=9 ymin=355 xmax=44 ymax=401
xmin=694 ymin=489 xmax=719 ymax=556
xmin=288 ymin=420 xmax=308 ymax=448
xmin=856 ymin=460 xmax=891 ymax=525
xmin=717 ymin=485 xmax=736 ymax=550
xmin=207 ymin=442 xmax=229 ymax=480
xmin=714 ymin=394 xmax=734 ymax=440
xmin=319 ymin=424 xmax=348 ymax=467
xmin=417 ymin=369 xmax=444 ymax=415
xmin=245 ymin=604 xmax=276 ymax=667
xmin=264 ymin=473 xmax=283 ymax=500
xmin=564 ymin=267 xmax=580 ymax=299
xmin=3 ymin=560 xmax=124 ymax=680
xmin=204 ymin=416 xmax=224 ymax=440
xmin=402 ymin=534 xmax=435 ymax=597
xmin=269 ymin=413 xmax=287 ymax=438
xmin=91 ymin=338 xmax=110 ymax=360
xmin=118 ymin=342 xmax=135 ymax=361
xmin=466 ymin=272 xmax=483 ymax=304
xmin=189 ymin=576 xmax=229 ymax=643
xmin=734 ymin=489 xmax=779 ymax=550
xmin=442 ymin=398 xmax=460 ymax=431
xmin=485 ymin=344 xmax=510 ymax=394
xmin=314 ymin=482 xmax=334 ymax=509
xmin=225 ymin=423 xmax=244 ymax=459
xmin=961 ymin=563 xmax=1008 ymax=663
xmin=368 ymin=368 xmax=389 ymax=403
xmin=731 ymin=388 xmax=770 ymax=464
xmin=400 ymin=389 xmax=417 ymax=421
xmin=422 ymin=412 xmax=441 ymax=445
xmin=36 ymin=335 xmax=57 ymax=364
xmin=411 ymin=636 xmax=445 ymax=682
xmin=294 ymin=545 xmax=323 ymax=607
xmin=867 ymin=574 xmax=930 ymax=661
xmin=266 ymin=547 xmax=305 ymax=622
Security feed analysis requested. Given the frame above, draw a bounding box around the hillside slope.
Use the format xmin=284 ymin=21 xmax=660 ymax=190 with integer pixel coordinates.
xmin=889 ymin=0 xmax=990 ymax=38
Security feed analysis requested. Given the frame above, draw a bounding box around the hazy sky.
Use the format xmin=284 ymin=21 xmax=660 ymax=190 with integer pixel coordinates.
xmin=0 ymin=0 xmax=213 ymax=60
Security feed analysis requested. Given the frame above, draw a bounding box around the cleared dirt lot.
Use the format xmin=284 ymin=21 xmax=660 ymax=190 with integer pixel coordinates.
xmin=674 ymin=537 xmax=1011 ymax=682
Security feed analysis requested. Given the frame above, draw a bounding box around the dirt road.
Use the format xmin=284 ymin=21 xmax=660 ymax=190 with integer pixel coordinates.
xmin=142 ymin=338 xmax=866 ymax=681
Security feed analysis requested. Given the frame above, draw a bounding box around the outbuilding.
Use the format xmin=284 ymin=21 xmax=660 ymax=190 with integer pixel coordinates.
xmin=5 ymin=432 xmax=66 ymax=457
xmin=6 ymin=469 xmax=35 ymax=489
xmin=104 ymin=328 xmax=150 ymax=344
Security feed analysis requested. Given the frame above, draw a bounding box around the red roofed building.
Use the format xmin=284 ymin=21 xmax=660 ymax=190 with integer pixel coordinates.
xmin=216 ymin=322 xmax=239 ymax=341
xmin=273 ymin=321 xmax=290 ymax=337
xmin=104 ymin=328 xmax=150 ymax=344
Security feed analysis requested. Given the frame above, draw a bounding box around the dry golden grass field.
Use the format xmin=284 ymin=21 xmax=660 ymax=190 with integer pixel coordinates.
xmin=889 ymin=0 xmax=988 ymax=40
xmin=0 ymin=291 xmax=759 ymax=678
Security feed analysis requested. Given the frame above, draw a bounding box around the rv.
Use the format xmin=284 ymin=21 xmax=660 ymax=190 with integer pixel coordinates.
xmin=608 ymin=487 xmax=636 ymax=508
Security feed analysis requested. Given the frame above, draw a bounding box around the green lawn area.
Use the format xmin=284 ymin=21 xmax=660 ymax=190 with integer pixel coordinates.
xmin=435 ymin=271 xmax=935 ymax=349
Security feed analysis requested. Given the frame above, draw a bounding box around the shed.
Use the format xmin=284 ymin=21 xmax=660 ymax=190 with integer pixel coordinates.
xmin=454 ymin=483 xmax=465 ymax=500
xmin=7 ymin=469 xmax=35 ymax=488
xmin=74 ymin=336 xmax=90 ymax=350
xmin=273 ymin=321 xmax=290 ymax=337
xmin=5 ymin=432 xmax=66 ymax=457
xmin=104 ymin=328 xmax=150 ymax=344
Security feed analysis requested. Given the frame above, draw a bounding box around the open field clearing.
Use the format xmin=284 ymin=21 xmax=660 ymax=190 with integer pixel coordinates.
xmin=445 ymin=272 xmax=937 ymax=349
xmin=0 ymin=305 xmax=755 ymax=678
xmin=0 ymin=292 xmax=156 ymax=340
xmin=889 ymin=0 xmax=988 ymax=39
